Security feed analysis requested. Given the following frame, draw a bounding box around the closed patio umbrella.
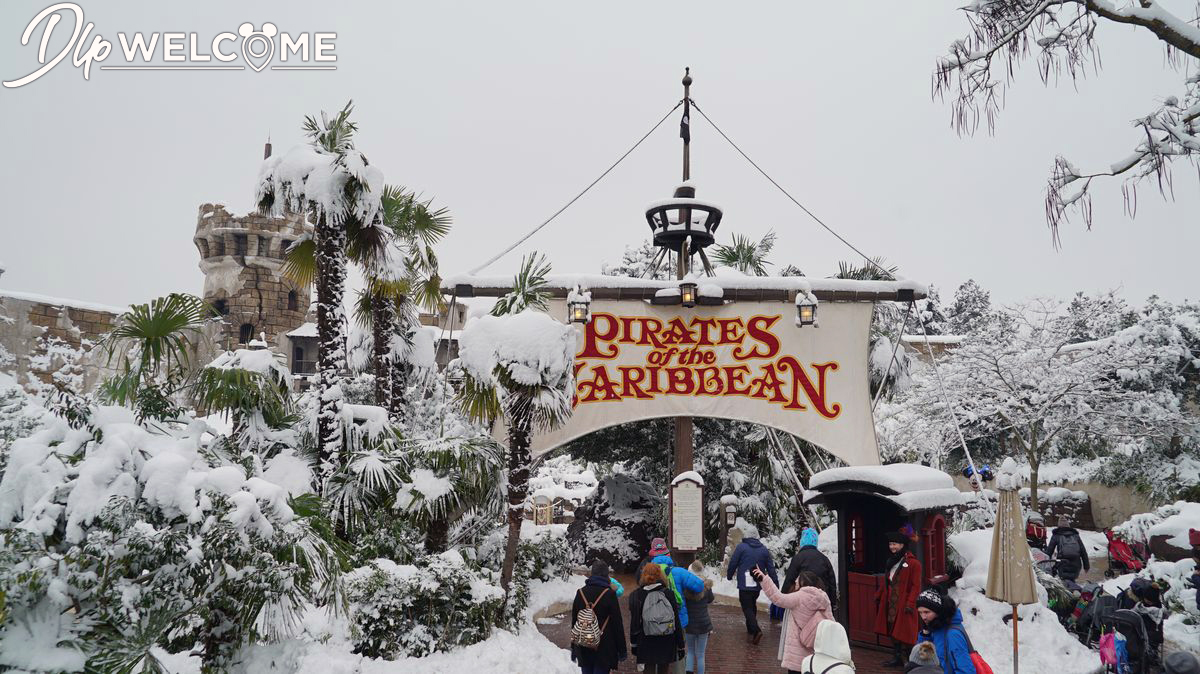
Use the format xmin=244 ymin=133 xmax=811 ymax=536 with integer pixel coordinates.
xmin=985 ymin=457 xmax=1039 ymax=674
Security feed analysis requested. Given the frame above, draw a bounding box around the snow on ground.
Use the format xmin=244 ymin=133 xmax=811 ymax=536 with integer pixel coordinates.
xmin=948 ymin=528 xmax=1101 ymax=673
xmin=156 ymin=575 xmax=580 ymax=674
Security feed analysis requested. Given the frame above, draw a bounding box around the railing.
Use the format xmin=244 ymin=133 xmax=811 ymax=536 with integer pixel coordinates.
xmin=292 ymin=360 xmax=317 ymax=375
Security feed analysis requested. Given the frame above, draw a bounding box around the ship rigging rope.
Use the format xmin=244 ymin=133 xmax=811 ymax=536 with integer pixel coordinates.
xmin=692 ymin=100 xmax=991 ymax=504
xmin=466 ymin=100 xmax=684 ymax=275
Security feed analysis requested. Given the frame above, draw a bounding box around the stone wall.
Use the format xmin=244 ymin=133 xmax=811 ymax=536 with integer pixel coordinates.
xmin=0 ymin=292 xmax=122 ymax=391
xmin=952 ymin=475 xmax=1154 ymax=529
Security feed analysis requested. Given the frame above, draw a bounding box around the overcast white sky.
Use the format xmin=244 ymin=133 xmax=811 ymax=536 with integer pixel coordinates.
xmin=1 ymin=1 xmax=1196 ymax=310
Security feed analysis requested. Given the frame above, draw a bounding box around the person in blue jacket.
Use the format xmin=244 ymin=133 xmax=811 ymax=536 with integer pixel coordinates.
xmin=725 ymin=521 xmax=778 ymax=644
xmin=650 ymin=548 xmax=706 ymax=629
xmin=915 ymin=588 xmax=973 ymax=674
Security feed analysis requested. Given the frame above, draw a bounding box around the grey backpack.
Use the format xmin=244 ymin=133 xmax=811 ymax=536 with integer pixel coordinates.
xmin=641 ymin=587 xmax=676 ymax=636
xmin=1057 ymin=532 xmax=1083 ymax=559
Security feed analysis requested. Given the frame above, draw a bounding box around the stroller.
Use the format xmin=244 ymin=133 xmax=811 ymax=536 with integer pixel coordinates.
xmin=1098 ymin=608 xmax=1156 ymax=673
xmin=1081 ymin=591 xmax=1120 ymax=646
xmin=1104 ymin=529 xmax=1148 ymax=578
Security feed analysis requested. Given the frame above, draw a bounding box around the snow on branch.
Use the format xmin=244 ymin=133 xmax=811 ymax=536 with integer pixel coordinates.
xmin=934 ymin=0 xmax=1200 ymax=240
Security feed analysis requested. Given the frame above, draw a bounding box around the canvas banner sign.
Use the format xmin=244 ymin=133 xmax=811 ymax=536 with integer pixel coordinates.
xmin=529 ymin=299 xmax=880 ymax=466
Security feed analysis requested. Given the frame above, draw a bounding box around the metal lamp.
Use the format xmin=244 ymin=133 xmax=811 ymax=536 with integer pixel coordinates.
xmin=680 ymin=281 xmax=698 ymax=308
xmin=797 ymin=300 xmax=816 ymax=326
xmin=568 ymin=297 xmax=590 ymax=324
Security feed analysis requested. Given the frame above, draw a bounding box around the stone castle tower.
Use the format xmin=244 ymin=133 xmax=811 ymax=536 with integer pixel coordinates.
xmin=193 ymin=201 xmax=312 ymax=350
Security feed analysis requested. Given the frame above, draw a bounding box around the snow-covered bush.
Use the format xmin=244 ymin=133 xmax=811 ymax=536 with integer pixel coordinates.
xmin=566 ymin=473 xmax=661 ymax=573
xmin=0 ymin=403 xmax=341 ymax=673
xmin=345 ymin=552 xmax=505 ymax=659
xmin=0 ymin=384 xmax=44 ymax=473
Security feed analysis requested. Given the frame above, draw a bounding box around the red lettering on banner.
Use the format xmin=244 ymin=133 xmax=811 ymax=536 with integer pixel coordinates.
xmin=579 ymin=312 xmax=620 ymax=358
xmin=735 ymin=315 xmax=781 ymax=360
xmin=777 ymin=357 xmax=841 ymax=418
xmin=617 ymin=366 xmax=653 ymax=399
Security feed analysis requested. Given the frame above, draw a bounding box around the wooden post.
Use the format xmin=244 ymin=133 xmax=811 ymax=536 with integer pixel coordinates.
xmin=672 ymin=66 xmax=696 ymax=569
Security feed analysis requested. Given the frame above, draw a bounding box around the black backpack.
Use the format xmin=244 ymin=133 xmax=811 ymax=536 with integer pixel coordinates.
xmin=1056 ymin=531 xmax=1083 ymax=559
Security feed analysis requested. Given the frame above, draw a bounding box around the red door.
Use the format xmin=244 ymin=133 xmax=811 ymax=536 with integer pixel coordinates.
xmin=847 ymin=572 xmax=879 ymax=643
xmin=848 ymin=573 xmax=894 ymax=648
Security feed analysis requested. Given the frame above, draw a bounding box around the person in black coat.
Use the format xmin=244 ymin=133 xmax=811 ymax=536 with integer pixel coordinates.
xmin=628 ymin=561 xmax=684 ymax=674
xmin=1046 ymin=516 xmax=1089 ymax=582
xmin=783 ymin=527 xmax=838 ymax=608
xmin=571 ymin=561 xmax=627 ymax=673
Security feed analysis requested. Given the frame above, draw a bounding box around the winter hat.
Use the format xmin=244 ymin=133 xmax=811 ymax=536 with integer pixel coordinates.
xmin=916 ymin=588 xmax=946 ymax=615
xmin=590 ymin=560 xmax=610 ymax=578
xmin=909 ymin=641 xmax=940 ymax=668
xmin=1164 ymin=651 xmax=1200 ymax=674
xmin=649 ymin=538 xmax=670 ymax=557
xmin=1058 ymin=515 xmax=1071 ymax=528
xmin=885 ymin=531 xmax=910 ymax=545
xmin=800 ymin=527 xmax=819 ymax=548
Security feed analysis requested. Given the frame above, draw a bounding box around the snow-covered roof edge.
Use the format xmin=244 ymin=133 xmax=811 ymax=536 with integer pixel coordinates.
xmin=809 ymin=464 xmax=955 ymax=493
xmin=443 ymin=273 xmax=927 ymax=297
xmin=0 ymin=289 xmax=128 ymax=315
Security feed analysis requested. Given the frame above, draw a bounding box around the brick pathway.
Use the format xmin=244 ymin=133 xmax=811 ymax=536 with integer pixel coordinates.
xmin=537 ymin=601 xmax=895 ymax=673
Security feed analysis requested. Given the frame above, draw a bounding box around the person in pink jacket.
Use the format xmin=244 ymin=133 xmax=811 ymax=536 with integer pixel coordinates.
xmin=752 ymin=566 xmax=833 ymax=673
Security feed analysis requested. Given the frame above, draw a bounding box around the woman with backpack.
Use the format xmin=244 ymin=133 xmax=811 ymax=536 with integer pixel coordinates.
xmin=629 ymin=561 xmax=685 ymax=674
xmin=1046 ymin=516 xmax=1089 ymax=582
xmin=753 ymin=567 xmax=833 ymax=672
xmin=683 ymin=561 xmax=714 ymax=674
xmin=915 ymin=589 xmax=974 ymax=674
xmin=570 ymin=561 xmax=627 ymax=674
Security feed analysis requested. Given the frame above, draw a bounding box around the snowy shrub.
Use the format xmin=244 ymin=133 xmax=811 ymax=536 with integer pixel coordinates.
xmin=0 ymin=384 xmax=44 ymax=473
xmin=345 ymin=552 xmax=505 ymax=659
xmin=566 ymin=473 xmax=660 ymax=573
xmin=0 ymin=405 xmax=342 ymax=673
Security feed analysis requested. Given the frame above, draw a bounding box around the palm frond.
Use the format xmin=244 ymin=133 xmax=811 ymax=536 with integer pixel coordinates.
xmin=303 ymin=100 xmax=358 ymax=155
xmin=491 ymin=252 xmax=552 ymax=316
xmin=102 ymin=293 xmax=209 ymax=377
xmin=282 ymin=236 xmax=317 ymax=288
xmin=712 ymin=231 xmax=776 ymax=276
xmin=835 ymin=256 xmax=898 ymax=281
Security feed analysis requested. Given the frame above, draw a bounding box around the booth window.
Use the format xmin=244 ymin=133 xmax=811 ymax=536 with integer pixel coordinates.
xmin=921 ymin=514 xmax=947 ymax=582
xmin=848 ymin=512 xmax=866 ymax=567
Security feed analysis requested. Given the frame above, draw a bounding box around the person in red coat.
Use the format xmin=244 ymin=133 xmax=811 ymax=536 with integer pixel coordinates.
xmin=874 ymin=529 xmax=923 ymax=668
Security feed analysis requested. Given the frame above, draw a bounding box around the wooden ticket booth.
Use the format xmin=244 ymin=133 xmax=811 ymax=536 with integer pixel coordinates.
xmin=803 ymin=465 xmax=959 ymax=648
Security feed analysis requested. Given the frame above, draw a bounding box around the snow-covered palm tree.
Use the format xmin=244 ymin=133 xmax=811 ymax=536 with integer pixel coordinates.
xmin=455 ymin=253 xmax=575 ymax=596
xmin=354 ymin=186 xmax=450 ymax=414
xmin=258 ymin=101 xmax=386 ymax=475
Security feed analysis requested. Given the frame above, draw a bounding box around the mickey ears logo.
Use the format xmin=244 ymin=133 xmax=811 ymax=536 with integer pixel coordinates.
xmin=238 ymin=22 xmax=277 ymax=72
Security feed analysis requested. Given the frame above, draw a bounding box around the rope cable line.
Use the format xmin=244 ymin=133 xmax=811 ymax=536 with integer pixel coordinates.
xmin=692 ymin=99 xmax=990 ymax=505
xmin=466 ymin=100 xmax=684 ymax=276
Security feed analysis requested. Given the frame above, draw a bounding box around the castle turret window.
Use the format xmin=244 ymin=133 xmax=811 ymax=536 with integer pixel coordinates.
xmin=287 ymin=290 xmax=298 ymax=311
xmin=234 ymin=234 xmax=248 ymax=256
xmin=238 ymin=323 xmax=254 ymax=344
xmin=257 ymin=236 xmax=269 ymax=257
xmin=213 ymin=238 xmax=225 ymax=256
xmin=213 ymin=299 xmax=228 ymax=316
xmin=280 ymin=240 xmax=293 ymax=258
